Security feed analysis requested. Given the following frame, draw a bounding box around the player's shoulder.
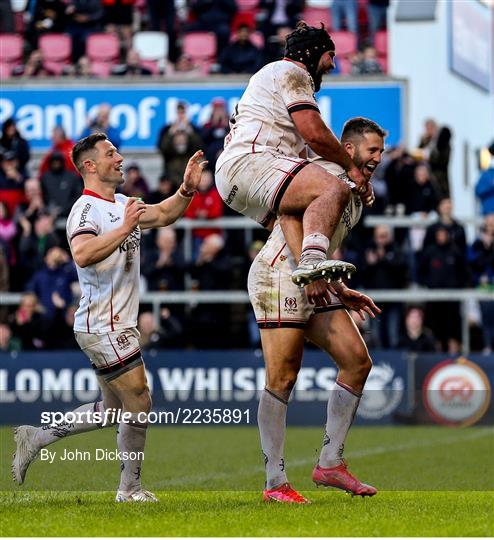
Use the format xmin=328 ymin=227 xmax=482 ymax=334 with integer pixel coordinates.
xmin=115 ymin=193 xmax=129 ymax=205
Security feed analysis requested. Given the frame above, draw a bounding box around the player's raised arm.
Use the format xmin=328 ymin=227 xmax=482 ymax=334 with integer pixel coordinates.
xmin=139 ymin=150 xmax=208 ymax=229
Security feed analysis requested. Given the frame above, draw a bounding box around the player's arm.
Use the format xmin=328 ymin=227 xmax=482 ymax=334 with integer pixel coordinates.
xmin=328 ymin=281 xmax=381 ymax=320
xmin=139 ymin=150 xmax=208 ymax=229
xmin=71 ymin=198 xmax=145 ymax=267
xmin=291 ymin=109 xmax=365 ymax=189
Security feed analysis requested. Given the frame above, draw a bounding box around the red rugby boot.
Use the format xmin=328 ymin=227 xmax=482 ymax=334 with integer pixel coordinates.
xmin=263 ymin=483 xmax=311 ymax=504
xmin=312 ymin=460 xmax=377 ymax=497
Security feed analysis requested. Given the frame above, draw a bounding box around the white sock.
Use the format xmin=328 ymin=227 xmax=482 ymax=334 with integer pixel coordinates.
xmin=117 ymin=413 xmax=147 ymax=493
xmin=34 ymin=401 xmax=108 ymax=447
xmin=300 ymin=233 xmax=329 ymax=265
xmin=258 ymin=388 xmax=288 ymax=489
xmin=319 ymin=380 xmax=361 ymax=468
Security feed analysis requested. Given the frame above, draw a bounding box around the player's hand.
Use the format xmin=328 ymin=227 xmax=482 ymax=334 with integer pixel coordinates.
xmin=360 ymin=182 xmax=375 ymax=207
xmin=122 ymin=197 xmax=146 ymax=234
xmin=183 ymin=150 xmax=208 ymax=193
xmin=334 ymin=287 xmax=381 ymax=320
xmin=347 ymin=167 xmax=366 ymax=192
xmin=305 ymin=279 xmax=332 ymax=307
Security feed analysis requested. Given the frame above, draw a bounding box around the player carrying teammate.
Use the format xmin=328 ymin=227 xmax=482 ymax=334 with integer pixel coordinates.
xmin=249 ymin=117 xmax=385 ymax=503
xmin=215 ymin=21 xmax=371 ymax=287
xmin=12 ymin=133 xmax=207 ymax=502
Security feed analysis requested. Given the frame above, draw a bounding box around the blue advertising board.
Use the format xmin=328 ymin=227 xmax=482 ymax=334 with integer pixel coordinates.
xmin=0 ymin=81 xmax=404 ymax=150
xmin=0 ymin=350 xmax=409 ymax=426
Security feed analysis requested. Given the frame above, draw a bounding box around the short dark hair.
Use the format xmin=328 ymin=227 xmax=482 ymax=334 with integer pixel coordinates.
xmin=71 ymin=132 xmax=108 ymax=174
xmin=341 ymin=117 xmax=387 ymax=143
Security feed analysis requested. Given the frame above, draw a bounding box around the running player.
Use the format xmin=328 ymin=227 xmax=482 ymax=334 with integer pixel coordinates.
xmin=215 ymin=21 xmax=370 ymax=287
xmin=12 ymin=133 xmax=207 ymax=502
xmin=248 ymin=117 xmax=385 ymax=503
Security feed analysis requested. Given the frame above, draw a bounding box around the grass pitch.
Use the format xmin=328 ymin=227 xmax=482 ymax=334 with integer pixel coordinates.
xmin=0 ymin=426 xmax=493 ymax=536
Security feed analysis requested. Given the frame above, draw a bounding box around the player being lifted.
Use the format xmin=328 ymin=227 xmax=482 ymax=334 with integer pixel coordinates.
xmin=249 ymin=117 xmax=385 ymax=503
xmin=12 ymin=133 xmax=207 ymax=502
xmin=215 ymin=22 xmax=373 ymax=288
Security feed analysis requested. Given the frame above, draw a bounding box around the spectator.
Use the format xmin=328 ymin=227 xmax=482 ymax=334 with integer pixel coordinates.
xmin=102 ymin=0 xmax=135 ymax=51
xmin=351 ymin=45 xmax=383 ymax=75
xmin=429 ymin=126 xmax=452 ymax=199
xmin=26 ymin=246 xmax=76 ymax=321
xmin=418 ymin=118 xmax=438 ymax=155
xmin=141 ymin=227 xmax=185 ymax=291
xmin=257 ymin=0 xmax=302 ymax=41
xmin=159 ymin=130 xmax=202 ymax=184
xmin=10 ymin=292 xmax=49 ymax=350
xmin=469 ymin=214 xmax=494 ymax=354
xmin=368 ymin=0 xmax=389 ymax=44
xmin=0 ymin=151 xmax=25 ymax=190
xmin=331 ymin=0 xmax=358 ymax=33
xmin=383 ymin=146 xmax=417 ymax=213
xmin=80 ymin=103 xmax=122 ymax=150
xmin=0 ymin=322 xmax=21 ymax=352
xmin=38 ymin=126 xmax=77 ymax=177
xmin=65 ymin=0 xmax=104 ymax=62
xmin=120 ymin=162 xmax=150 ymax=200
xmin=169 ymin=54 xmax=202 ymax=78
xmin=423 ymin=198 xmax=466 ymax=254
xmin=19 ymin=49 xmax=50 ymax=77
xmin=112 ymin=48 xmax=153 ymax=77
xmin=0 ymin=201 xmax=16 ymax=266
xmin=14 ymin=178 xmax=46 ymax=227
xmin=40 ymin=152 xmax=83 ymax=217
xmin=418 ymin=225 xmax=467 ymax=353
xmin=184 ymin=168 xmax=224 ymax=254
xmin=263 ymin=25 xmax=291 ymax=65
xmin=201 ymin=98 xmax=230 ymax=169
xmin=0 ymin=0 xmax=14 ymax=33
xmin=75 ymin=55 xmax=95 ymax=77
xmin=363 ymin=225 xmax=408 ymax=348
xmin=47 ymin=303 xmax=79 ymax=349
xmin=138 ymin=310 xmax=184 ymax=350
xmin=475 ymin=141 xmax=494 ymax=216
xmin=145 ymin=0 xmax=178 ymax=61
xmin=186 ymin=0 xmax=237 ymax=53
xmin=219 ymin=25 xmax=263 ymax=74
xmin=25 ymin=0 xmax=67 ymax=49
xmin=397 ymin=306 xmax=436 ymax=352
xmin=0 ymin=119 xmax=30 ymax=177
xmin=147 ymin=174 xmax=176 ymax=205
xmin=405 ymin=162 xmax=438 ymax=215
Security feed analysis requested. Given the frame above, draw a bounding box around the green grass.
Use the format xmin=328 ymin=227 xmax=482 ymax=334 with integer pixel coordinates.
xmin=0 ymin=426 xmax=493 ymax=536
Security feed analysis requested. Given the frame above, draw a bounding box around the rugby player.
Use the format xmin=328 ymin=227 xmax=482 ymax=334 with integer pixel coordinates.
xmin=216 ymin=21 xmax=372 ymax=288
xmin=12 ymin=133 xmax=207 ymax=502
xmin=249 ymin=118 xmax=385 ymax=503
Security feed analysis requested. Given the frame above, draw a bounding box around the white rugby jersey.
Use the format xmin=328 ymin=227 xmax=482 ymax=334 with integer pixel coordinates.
xmin=66 ymin=190 xmax=141 ymax=334
xmin=216 ymin=60 xmax=319 ymax=170
xmin=257 ymin=160 xmax=363 ymax=272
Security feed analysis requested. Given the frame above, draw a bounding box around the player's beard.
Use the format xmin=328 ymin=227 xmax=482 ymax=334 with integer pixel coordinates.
xmin=312 ymin=70 xmax=323 ymax=92
xmin=353 ymin=148 xmax=373 ymax=181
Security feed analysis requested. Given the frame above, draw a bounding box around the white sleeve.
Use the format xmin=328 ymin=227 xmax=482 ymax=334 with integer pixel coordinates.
xmin=277 ymin=64 xmax=319 ymax=115
xmin=66 ymin=200 xmax=101 ymax=242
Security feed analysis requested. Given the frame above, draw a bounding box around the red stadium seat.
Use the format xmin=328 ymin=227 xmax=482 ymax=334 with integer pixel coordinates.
xmin=183 ymin=32 xmax=217 ymax=74
xmin=90 ymin=61 xmax=113 ymax=78
xmin=39 ymin=34 xmax=72 ymax=75
xmin=0 ymin=62 xmax=13 ymax=79
xmin=331 ymin=30 xmax=357 ymax=57
xmin=236 ymin=0 xmax=260 ymax=11
xmin=302 ymin=7 xmax=332 ymax=30
xmin=374 ymin=30 xmax=388 ymax=56
xmin=86 ymin=33 xmax=120 ymax=62
xmin=0 ymin=34 xmax=23 ymax=64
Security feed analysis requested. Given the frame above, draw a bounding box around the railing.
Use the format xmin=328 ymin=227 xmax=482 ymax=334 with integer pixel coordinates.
xmin=2 ymin=288 xmax=493 ymax=354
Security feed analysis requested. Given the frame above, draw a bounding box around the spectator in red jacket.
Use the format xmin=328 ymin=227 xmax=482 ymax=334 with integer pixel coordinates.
xmin=184 ymin=168 xmax=224 ymax=256
xmin=38 ymin=126 xmax=77 ymax=177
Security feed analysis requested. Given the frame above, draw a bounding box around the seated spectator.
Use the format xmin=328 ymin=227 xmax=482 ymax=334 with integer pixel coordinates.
xmin=141 ymin=227 xmax=185 ymax=291
xmin=25 ymin=0 xmax=67 ymax=49
xmin=0 ymin=322 xmax=21 ymax=352
xmin=184 ymin=168 xmax=224 ymax=255
xmin=397 ymin=306 xmax=436 ymax=352
xmin=14 ymin=178 xmax=46 ymax=227
xmin=0 ymin=151 xmax=25 ymax=190
xmin=112 ymin=49 xmax=153 ymax=77
xmin=219 ymin=25 xmax=263 ymax=74
xmin=0 ymin=201 xmax=16 ymax=266
xmin=0 ymin=119 xmax=30 ymax=177
xmin=80 ymin=103 xmax=122 ymax=150
xmin=65 ymin=0 xmax=104 ymax=62
xmin=169 ymin=54 xmax=203 ymax=78
xmin=475 ymin=141 xmax=494 ymax=216
xmin=75 ymin=55 xmax=95 ymax=77
xmin=19 ymin=50 xmax=51 ymax=78
xmin=257 ymin=0 xmax=302 ymax=41
xmin=120 ymin=162 xmax=150 ymax=199
xmin=263 ymin=26 xmax=291 ymax=65
xmin=201 ymin=98 xmax=230 ymax=169
xmin=147 ymin=174 xmax=176 ymax=204
xmin=39 ymin=126 xmax=77 ymax=177
xmin=423 ymin=198 xmax=466 ymax=254
xmin=9 ymin=292 xmax=49 ymax=350
xmin=40 ymin=152 xmax=83 ymax=217
xmin=186 ymin=0 xmax=237 ymax=53
xmin=469 ymin=214 xmax=494 ymax=354
xmin=351 ymin=46 xmax=383 ymax=75
xmin=138 ymin=309 xmax=184 ymax=350
xmin=405 ymin=162 xmax=438 ymax=215
xmin=26 ymin=246 xmax=77 ymax=322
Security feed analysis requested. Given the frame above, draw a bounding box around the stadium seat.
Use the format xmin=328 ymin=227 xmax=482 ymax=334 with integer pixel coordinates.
xmin=90 ymin=61 xmax=113 ymax=78
xmin=86 ymin=33 xmax=120 ymax=63
xmin=39 ymin=33 xmax=72 ymax=76
xmin=331 ymin=30 xmax=357 ymax=57
xmin=183 ymin=32 xmax=217 ymax=74
xmin=0 ymin=34 xmax=23 ymax=65
xmin=302 ymin=7 xmax=332 ymax=29
xmin=132 ymin=31 xmax=169 ymax=61
xmin=236 ymin=0 xmax=260 ymax=11
xmin=336 ymin=56 xmax=352 ymax=75
xmin=374 ymin=30 xmax=388 ymax=56
xmin=0 ymin=62 xmax=13 ymax=79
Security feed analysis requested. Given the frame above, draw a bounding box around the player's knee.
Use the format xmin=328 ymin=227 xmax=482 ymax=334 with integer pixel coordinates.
xmin=353 ymin=350 xmax=372 ymax=383
xmin=268 ymin=371 xmax=298 ymax=395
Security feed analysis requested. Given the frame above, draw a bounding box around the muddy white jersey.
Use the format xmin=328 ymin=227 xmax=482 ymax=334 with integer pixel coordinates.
xmin=215 ymin=60 xmax=319 ymax=170
xmin=66 ymin=190 xmax=141 ymax=334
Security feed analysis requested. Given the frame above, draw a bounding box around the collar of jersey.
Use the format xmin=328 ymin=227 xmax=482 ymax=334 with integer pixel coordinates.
xmin=83 ymin=189 xmax=115 ymax=203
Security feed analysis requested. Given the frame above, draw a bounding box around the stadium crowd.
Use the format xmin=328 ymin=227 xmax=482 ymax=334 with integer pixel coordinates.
xmin=0 ymin=102 xmax=493 ymax=355
xmin=0 ymin=0 xmax=389 ymax=79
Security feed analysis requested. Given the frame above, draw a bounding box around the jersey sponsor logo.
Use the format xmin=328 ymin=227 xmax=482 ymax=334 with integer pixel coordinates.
xmin=358 ymin=363 xmax=404 ymax=419
xmin=284 ymin=297 xmax=298 ymax=314
xmin=225 ymin=185 xmax=238 ymax=206
xmin=119 ymin=228 xmax=140 ymax=254
xmin=423 ymin=357 xmax=491 ymax=427
xmin=78 ymin=203 xmax=91 ymax=228
xmin=108 ymin=212 xmax=120 ymax=223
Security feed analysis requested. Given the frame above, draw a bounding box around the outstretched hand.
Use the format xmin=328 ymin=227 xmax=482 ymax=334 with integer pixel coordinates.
xmin=183 ymin=150 xmax=208 ymax=192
